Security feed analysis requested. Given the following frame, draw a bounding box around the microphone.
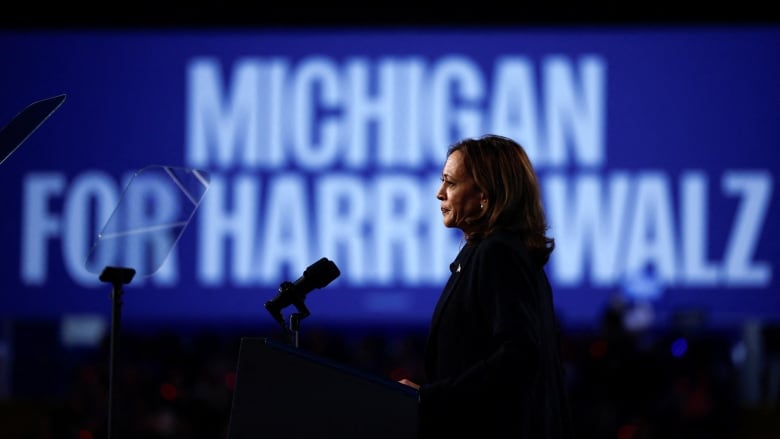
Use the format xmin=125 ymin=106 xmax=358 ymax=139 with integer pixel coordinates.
xmin=264 ymin=257 xmax=341 ymax=328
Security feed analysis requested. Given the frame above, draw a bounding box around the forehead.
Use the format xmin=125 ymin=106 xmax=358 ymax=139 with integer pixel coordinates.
xmin=443 ymin=150 xmax=467 ymax=177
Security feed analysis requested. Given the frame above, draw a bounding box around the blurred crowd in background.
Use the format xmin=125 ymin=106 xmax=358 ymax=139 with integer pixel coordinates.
xmin=2 ymin=295 xmax=779 ymax=439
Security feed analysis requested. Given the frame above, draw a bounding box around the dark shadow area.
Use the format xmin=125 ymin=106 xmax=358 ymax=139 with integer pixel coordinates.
xmin=2 ymin=307 xmax=780 ymax=438
xmin=2 ymin=1 xmax=779 ymax=29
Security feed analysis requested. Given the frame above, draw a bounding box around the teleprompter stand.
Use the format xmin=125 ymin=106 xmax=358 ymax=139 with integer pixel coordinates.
xmin=85 ymin=165 xmax=211 ymax=439
xmin=99 ymin=266 xmax=136 ymax=439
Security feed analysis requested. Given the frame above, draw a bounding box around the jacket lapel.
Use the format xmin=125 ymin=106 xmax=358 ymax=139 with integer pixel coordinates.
xmin=425 ymin=244 xmax=478 ymax=366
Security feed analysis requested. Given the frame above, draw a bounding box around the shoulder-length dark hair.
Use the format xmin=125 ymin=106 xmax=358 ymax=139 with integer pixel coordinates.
xmin=449 ymin=134 xmax=555 ymax=265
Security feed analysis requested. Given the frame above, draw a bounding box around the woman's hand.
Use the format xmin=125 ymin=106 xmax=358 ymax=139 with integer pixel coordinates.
xmin=397 ymin=378 xmax=420 ymax=390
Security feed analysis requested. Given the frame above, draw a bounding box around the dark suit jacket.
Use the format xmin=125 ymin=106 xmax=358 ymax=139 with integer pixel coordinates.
xmin=419 ymin=230 xmax=574 ymax=439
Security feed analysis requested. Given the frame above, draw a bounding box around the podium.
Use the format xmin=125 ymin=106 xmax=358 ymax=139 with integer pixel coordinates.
xmin=226 ymin=337 xmax=419 ymax=439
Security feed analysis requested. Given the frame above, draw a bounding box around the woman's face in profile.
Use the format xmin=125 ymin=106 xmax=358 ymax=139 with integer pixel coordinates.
xmin=436 ymin=150 xmax=484 ymax=232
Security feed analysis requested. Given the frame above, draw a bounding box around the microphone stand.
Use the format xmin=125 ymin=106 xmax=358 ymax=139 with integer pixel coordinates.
xmin=264 ymin=257 xmax=340 ymax=348
xmin=266 ymin=280 xmax=311 ymax=348
xmin=99 ymin=266 xmax=136 ymax=439
xmin=288 ymin=303 xmax=310 ymax=348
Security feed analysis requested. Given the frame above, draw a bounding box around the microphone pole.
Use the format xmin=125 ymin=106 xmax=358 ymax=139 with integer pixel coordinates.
xmin=271 ymin=280 xmax=311 ymax=348
xmin=288 ymin=301 xmax=310 ymax=348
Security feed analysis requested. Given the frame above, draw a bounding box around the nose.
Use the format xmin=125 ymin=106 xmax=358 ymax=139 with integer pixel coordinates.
xmin=436 ymin=183 xmax=445 ymax=200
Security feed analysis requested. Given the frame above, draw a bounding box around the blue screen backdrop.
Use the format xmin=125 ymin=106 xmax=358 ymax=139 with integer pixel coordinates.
xmin=0 ymin=26 xmax=778 ymax=332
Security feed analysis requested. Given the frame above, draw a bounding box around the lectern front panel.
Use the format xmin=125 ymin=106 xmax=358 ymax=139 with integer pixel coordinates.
xmin=227 ymin=337 xmax=418 ymax=439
